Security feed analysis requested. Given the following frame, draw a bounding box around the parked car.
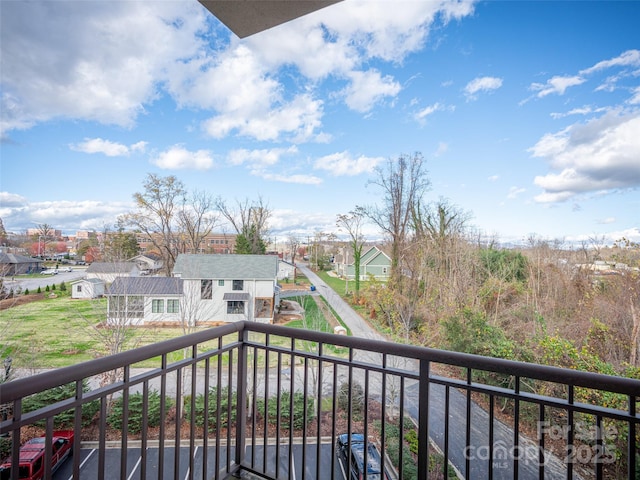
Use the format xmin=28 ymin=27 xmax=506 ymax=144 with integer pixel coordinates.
xmin=0 ymin=430 xmax=74 ymax=480
xmin=40 ymin=269 xmax=57 ymax=275
xmin=62 ymin=267 xmax=73 ymax=272
xmin=336 ymin=433 xmax=388 ymax=480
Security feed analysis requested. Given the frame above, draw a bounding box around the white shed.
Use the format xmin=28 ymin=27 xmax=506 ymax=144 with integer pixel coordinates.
xmin=71 ymin=278 xmax=105 ymax=299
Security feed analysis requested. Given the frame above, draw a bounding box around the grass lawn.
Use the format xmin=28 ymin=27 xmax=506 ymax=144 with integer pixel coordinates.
xmin=0 ymin=290 xmax=202 ymax=369
xmin=0 ymin=281 xmax=350 ymax=370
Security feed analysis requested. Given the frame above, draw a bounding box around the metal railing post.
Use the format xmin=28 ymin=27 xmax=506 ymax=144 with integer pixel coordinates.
xmin=418 ymin=359 xmax=429 ymax=480
xmin=235 ymin=325 xmax=248 ymax=470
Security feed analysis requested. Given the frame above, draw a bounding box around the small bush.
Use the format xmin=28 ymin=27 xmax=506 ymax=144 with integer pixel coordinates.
xmin=0 ymin=436 xmax=10 ymax=460
xmin=24 ymin=288 xmax=30 ymax=295
xmin=45 ymin=285 xmax=50 ymax=292
xmin=256 ymin=391 xmax=315 ymax=430
xmin=22 ymin=381 xmax=99 ymax=428
xmin=37 ymin=286 xmax=42 ymax=294
xmin=337 ymin=381 xmax=365 ymax=419
xmin=107 ymin=390 xmax=171 ymax=434
xmin=184 ymin=386 xmax=237 ymax=428
xmin=59 ymin=282 xmax=67 ymax=291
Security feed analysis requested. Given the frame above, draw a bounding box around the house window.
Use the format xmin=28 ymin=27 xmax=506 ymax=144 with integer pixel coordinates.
xmin=232 ymin=280 xmax=243 ymax=291
xmin=201 ymin=280 xmax=212 ymax=299
xmin=382 ymin=267 xmax=387 ymax=274
xmin=127 ymin=296 xmax=144 ymax=318
xmin=167 ymin=299 xmax=179 ymax=313
xmin=227 ymin=301 xmax=244 ymax=314
xmin=218 ymin=280 xmax=224 ymax=286
xmin=77 ymin=285 xmax=82 ymax=292
xmin=254 ymin=298 xmax=272 ymax=318
xmin=152 ymin=299 xmax=164 ymax=313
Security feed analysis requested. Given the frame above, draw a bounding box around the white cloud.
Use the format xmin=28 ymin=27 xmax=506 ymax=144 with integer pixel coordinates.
xmin=528 ymin=50 xmax=640 ymax=103
xmin=464 ymin=76 xmax=503 ymax=100
xmin=580 ymin=49 xmax=640 ymax=75
xmin=227 ymin=146 xmax=298 ymax=168
xmin=434 ymin=142 xmax=449 ymax=157
xmin=0 ymin=192 xmax=27 ymax=207
xmin=488 ymin=175 xmax=499 ymax=182
xmin=202 ymin=93 xmax=325 ymax=142
xmin=1 ymin=199 xmax=133 ymax=233
xmin=313 ymin=151 xmax=383 ymax=176
xmin=341 ymin=69 xmax=401 ymax=113
xmin=530 ymin=75 xmax=584 ymax=98
xmin=530 ymin=109 xmax=640 ymax=202
xmin=260 ymin=173 xmax=323 ymax=185
xmin=507 ymin=187 xmax=526 ymax=199
xmin=629 ymin=86 xmax=640 ymax=105
xmin=0 ymin=1 xmax=208 ymax=136
xmin=415 ymin=102 xmax=443 ymax=122
xmin=151 ymin=146 xmax=214 ymax=170
xmin=70 ymin=137 xmax=147 ymax=156
xmin=0 ymin=0 xmax=478 ymax=143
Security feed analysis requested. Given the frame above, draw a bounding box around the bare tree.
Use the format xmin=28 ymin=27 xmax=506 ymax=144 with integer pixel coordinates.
xmin=120 ymin=174 xmax=186 ymax=275
xmin=216 ymin=196 xmax=271 ymax=254
xmin=177 ymin=190 xmax=219 ymax=254
xmin=287 ymin=236 xmax=301 ymax=264
xmin=336 ymin=207 xmax=367 ymax=299
xmin=362 ymin=153 xmax=431 ymax=288
xmin=34 ymin=223 xmax=55 ymax=257
xmin=76 ymin=275 xmax=149 ymax=401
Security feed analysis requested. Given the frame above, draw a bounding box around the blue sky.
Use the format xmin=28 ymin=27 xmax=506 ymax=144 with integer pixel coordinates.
xmin=1 ymin=0 xmax=639 ymax=246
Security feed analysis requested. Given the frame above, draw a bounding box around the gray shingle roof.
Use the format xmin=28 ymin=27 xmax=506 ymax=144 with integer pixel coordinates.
xmin=173 ymin=254 xmax=278 ymax=280
xmin=106 ymin=277 xmax=183 ymax=296
xmin=0 ymin=253 xmax=43 ymax=264
xmin=86 ymin=262 xmax=138 ymax=273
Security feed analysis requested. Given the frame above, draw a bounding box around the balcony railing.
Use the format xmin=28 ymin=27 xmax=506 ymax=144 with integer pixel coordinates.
xmin=1 ymin=321 xmax=639 ymax=480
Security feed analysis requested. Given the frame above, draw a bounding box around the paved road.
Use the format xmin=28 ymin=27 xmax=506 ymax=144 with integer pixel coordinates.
xmin=298 ymin=264 xmax=574 ymax=480
xmin=3 ymin=268 xmax=87 ymax=293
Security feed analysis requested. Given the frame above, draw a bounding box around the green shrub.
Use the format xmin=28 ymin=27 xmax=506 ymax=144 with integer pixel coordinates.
xmin=256 ymin=391 xmax=315 ymax=430
xmin=24 ymin=288 xmax=29 ymax=295
xmin=184 ymin=386 xmax=237 ymax=428
xmin=22 ymin=381 xmax=99 ymax=428
xmin=0 ymin=436 xmax=10 ymax=460
xmin=337 ymin=381 xmax=365 ymax=419
xmin=107 ymin=390 xmax=171 ymax=434
xmin=60 ymin=282 xmax=67 ymax=291
xmin=37 ymin=286 xmax=41 ymax=294
xmin=45 ymin=285 xmax=50 ymax=292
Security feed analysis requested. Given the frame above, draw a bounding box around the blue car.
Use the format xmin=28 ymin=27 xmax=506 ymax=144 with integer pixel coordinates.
xmin=336 ymin=433 xmax=387 ymax=480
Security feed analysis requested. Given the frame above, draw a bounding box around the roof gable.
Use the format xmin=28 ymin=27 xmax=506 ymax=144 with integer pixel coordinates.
xmin=173 ymin=254 xmax=278 ymax=280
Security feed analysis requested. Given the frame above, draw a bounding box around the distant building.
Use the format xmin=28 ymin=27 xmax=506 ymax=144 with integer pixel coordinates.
xmin=0 ymin=253 xmax=43 ymax=275
xmin=135 ymin=232 xmax=237 ymax=255
xmin=85 ymin=262 xmax=140 ymax=284
xmin=26 ymin=228 xmax=62 ymax=238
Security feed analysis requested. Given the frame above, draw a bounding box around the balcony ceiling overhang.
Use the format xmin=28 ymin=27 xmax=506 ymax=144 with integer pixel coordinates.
xmin=198 ymin=0 xmax=342 ymax=38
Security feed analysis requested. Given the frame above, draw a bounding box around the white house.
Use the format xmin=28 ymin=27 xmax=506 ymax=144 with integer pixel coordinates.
xmin=105 ymin=277 xmax=183 ymax=326
xmin=277 ymin=259 xmax=296 ymax=282
xmin=128 ymin=253 xmax=163 ymax=275
xmin=85 ymin=262 xmax=140 ymax=284
xmin=172 ymin=254 xmax=278 ymax=324
xmin=70 ymin=278 xmax=105 ymax=299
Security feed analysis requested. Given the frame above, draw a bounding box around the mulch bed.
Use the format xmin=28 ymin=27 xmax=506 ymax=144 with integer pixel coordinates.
xmin=0 ymin=292 xmax=46 ymax=310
